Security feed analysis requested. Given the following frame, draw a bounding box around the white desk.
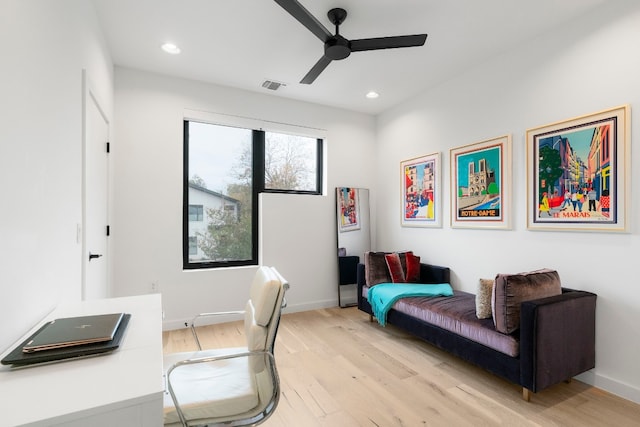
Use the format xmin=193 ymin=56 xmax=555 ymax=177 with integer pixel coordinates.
xmin=0 ymin=294 xmax=164 ymax=427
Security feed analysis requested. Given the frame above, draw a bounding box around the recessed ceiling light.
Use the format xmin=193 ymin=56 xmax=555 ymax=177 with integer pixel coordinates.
xmin=161 ymin=43 xmax=181 ymax=55
xmin=366 ymin=91 xmax=379 ymax=99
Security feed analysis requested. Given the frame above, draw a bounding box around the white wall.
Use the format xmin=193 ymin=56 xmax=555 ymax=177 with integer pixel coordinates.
xmin=376 ymin=1 xmax=640 ymax=403
xmin=0 ymin=1 xmax=113 ymax=353
xmin=111 ymin=68 xmax=376 ymax=329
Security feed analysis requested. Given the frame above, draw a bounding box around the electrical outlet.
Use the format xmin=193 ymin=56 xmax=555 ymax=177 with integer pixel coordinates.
xmin=151 ymin=282 xmax=158 ymax=293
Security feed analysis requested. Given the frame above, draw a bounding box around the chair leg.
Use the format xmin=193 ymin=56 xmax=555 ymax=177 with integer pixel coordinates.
xmin=369 ymin=314 xmax=373 ymax=322
xmin=522 ymin=387 xmax=532 ymax=402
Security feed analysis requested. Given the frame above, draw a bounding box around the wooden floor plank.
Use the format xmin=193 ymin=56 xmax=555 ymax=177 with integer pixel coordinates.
xmin=163 ymin=306 xmax=640 ymax=426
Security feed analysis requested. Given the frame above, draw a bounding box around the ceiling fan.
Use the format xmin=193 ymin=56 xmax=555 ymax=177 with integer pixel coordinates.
xmin=274 ymin=0 xmax=428 ymax=84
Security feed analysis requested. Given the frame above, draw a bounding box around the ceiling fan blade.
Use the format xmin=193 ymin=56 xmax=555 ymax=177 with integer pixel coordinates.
xmin=350 ymin=34 xmax=428 ymax=52
xmin=273 ymin=0 xmax=332 ymax=42
xmin=300 ymin=55 xmax=332 ymax=84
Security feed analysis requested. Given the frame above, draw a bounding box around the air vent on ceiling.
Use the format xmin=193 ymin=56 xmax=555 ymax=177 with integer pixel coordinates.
xmin=261 ymin=80 xmax=286 ymax=91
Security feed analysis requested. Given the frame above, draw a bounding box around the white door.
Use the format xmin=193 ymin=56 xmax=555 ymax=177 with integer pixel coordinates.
xmin=83 ymin=73 xmax=110 ymax=300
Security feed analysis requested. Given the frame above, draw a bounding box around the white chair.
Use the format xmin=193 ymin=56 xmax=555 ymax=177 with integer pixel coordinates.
xmin=163 ymin=266 xmax=289 ymax=426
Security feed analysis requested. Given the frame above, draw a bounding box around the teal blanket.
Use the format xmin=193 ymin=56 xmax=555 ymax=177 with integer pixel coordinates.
xmin=367 ymin=283 xmax=453 ymax=326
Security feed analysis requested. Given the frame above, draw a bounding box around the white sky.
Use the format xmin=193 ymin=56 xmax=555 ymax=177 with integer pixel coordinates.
xmin=188 ymin=122 xmax=251 ymax=194
xmin=188 ymin=121 xmax=318 ymax=193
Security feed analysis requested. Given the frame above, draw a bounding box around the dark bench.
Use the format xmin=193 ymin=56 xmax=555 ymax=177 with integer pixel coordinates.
xmin=357 ymin=263 xmax=597 ymax=401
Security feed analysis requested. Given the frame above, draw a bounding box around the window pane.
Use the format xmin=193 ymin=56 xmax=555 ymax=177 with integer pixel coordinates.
xmin=188 ymin=205 xmax=203 ymax=221
xmin=265 ymin=132 xmax=318 ymax=192
xmin=186 ymin=122 xmax=253 ymax=265
xmin=188 ymin=236 xmax=198 ymax=255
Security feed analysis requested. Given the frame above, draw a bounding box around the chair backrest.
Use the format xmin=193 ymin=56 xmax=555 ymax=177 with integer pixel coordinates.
xmin=244 ymin=266 xmax=289 ymax=354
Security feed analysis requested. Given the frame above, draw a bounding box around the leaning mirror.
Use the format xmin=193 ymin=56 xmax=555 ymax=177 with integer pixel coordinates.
xmin=336 ymin=187 xmax=371 ymax=307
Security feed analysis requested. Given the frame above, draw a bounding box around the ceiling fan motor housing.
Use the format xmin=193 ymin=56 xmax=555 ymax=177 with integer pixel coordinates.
xmin=325 ymin=36 xmax=351 ymax=60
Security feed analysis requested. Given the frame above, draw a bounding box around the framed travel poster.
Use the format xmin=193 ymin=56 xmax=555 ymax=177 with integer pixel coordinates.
xmin=337 ymin=187 xmax=360 ymax=232
xmin=450 ymin=135 xmax=512 ymax=229
xmin=401 ymin=152 xmax=442 ymax=228
xmin=526 ymin=105 xmax=630 ymax=232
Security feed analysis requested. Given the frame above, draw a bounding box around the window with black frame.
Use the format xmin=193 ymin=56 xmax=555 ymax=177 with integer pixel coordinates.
xmin=183 ymin=120 xmax=323 ymax=269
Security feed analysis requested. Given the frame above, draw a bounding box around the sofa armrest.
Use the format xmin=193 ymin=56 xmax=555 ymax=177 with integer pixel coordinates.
xmin=520 ymin=288 xmax=597 ymax=392
xmin=357 ymin=262 xmax=451 ymax=302
xmin=357 ymin=263 xmax=370 ymax=314
xmin=419 ymin=263 xmax=451 ymax=284
xmin=357 ymin=262 xmax=450 ymax=287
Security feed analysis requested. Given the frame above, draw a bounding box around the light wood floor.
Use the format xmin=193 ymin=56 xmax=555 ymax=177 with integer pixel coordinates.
xmin=163 ymin=306 xmax=640 ymax=426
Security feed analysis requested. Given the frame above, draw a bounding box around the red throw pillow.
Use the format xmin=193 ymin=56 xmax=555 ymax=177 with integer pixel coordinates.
xmin=384 ymin=253 xmax=406 ymax=283
xmin=405 ymin=252 xmax=421 ymax=283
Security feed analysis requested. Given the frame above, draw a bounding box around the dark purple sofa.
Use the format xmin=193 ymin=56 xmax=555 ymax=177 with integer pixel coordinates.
xmin=357 ymin=262 xmax=597 ymax=401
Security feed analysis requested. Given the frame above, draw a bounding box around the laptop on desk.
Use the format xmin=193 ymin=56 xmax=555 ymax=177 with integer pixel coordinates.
xmin=1 ymin=313 xmax=131 ymax=367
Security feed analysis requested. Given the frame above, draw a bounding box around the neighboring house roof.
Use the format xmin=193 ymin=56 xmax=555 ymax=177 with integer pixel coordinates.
xmin=188 ymin=183 xmax=240 ymax=205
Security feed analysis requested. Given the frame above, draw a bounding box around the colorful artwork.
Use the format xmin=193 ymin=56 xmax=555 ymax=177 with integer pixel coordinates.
xmin=450 ymin=135 xmax=511 ymax=229
xmin=527 ymin=105 xmax=630 ymax=232
xmin=401 ymin=153 xmax=441 ymax=228
xmin=337 ymin=187 xmax=360 ymax=232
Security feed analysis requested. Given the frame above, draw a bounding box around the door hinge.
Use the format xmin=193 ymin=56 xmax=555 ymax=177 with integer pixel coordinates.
xmin=106 ymin=142 xmax=110 ymax=153
xmin=106 ymin=225 xmax=110 ymax=236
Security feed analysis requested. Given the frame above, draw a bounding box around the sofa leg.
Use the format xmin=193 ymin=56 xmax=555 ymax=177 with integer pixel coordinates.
xmin=522 ymin=388 xmax=531 ymax=402
xmin=565 ymin=378 xmax=572 ymax=384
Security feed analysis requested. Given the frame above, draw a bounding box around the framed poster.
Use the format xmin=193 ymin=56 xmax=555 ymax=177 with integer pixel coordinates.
xmin=450 ymin=135 xmax=512 ymax=229
xmin=526 ymin=105 xmax=630 ymax=232
xmin=337 ymin=187 xmax=360 ymax=232
xmin=401 ymin=152 xmax=442 ymax=228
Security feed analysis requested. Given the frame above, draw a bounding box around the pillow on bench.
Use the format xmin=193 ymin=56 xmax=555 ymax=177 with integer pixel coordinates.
xmin=476 ymin=278 xmax=494 ymax=319
xmin=492 ymin=268 xmax=561 ymax=334
xmin=364 ymin=251 xmax=420 ymax=286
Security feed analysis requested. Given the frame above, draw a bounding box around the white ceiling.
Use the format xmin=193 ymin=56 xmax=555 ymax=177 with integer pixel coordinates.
xmin=92 ymin=0 xmax=607 ymax=115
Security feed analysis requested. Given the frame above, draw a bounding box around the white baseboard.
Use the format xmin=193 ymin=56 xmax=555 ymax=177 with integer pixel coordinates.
xmin=162 ymin=299 xmax=339 ymax=331
xmin=576 ymin=371 xmax=640 ymax=404
xmin=283 ymin=299 xmax=338 ymax=314
xmin=163 ymin=313 xmax=244 ymax=331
